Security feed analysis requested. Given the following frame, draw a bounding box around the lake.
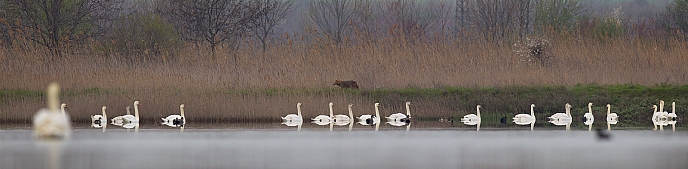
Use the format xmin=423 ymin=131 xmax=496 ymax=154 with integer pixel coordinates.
xmin=1 ymin=122 xmax=687 ymax=169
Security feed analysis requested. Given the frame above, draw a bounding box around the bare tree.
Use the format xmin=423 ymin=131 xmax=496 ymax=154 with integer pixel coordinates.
xmin=533 ymin=0 xmax=587 ymax=34
xmin=463 ymin=0 xmax=531 ymax=40
xmin=1 ymin=0 xmax=122 ymax=57
xmin=252 ymin=0 xmax=295 ymax=51
xmin=380 ymin=0 xmax=449 ymax=41
xmin=306 ymin=0 xmax=358 ymax=46
xmin=165 ymin=0 xmax=264 ymax=54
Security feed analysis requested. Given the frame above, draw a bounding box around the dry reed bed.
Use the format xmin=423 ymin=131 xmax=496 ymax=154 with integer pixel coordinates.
xmin=1 ymin=37 xmax=687 ymax=91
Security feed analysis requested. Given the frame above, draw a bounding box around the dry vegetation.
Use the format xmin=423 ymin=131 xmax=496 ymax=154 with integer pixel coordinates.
xmin=1 ymin=35 xmax=687 ymax=127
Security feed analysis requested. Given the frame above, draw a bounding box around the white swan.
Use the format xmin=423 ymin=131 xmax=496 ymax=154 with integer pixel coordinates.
xmin=282 ymin=103 xmax=304 ymax=127
xmin=92 ymin=106 xmax=107 ymax=128
xmin=548 ymin=103 xmax=572 ymax=127
xmin=347 ymin=104 xmax=354 ymax=131
xmin=606 ymin=104 xmax=618 ymax=124
xmin=461 ymin=105 xmax=482 ymax=131
xmin=33 ymin=82 xmax=71 ymax=139
xmin=652 ymin=104 xmax=669 ymax=131
xmin=311 ymin=102 xmax=333 ymax=125
xmin=358 ymin=103 xmax=381 ymax=126
xmin=162 ymin=104 xmax=186 ymax=127
xmin=668 ymin=102 xmax=677 ymax=131
xmin=513 ymin=104 xmax=536 ymax=127
xmin=60 ymin=103 xmax=68 ymax=116
xmin=583 ymin=103 xmax=594 ymax=131
xmin=386 ymin=101 xmax=411 ymax=123
xmin=332 ymin=104 xmax=352 ymax=126
xmin=121 ymin=101 xmax=140 ymax=124
xmin=111 ymin=106 xmax=130 ymax=125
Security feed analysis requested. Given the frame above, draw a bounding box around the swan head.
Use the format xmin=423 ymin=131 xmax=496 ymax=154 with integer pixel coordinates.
xmin=406 ymin=101 xmax=411 ymax=106
xmin=375 ymin=103 xmax=380 ymax=107
xmin=652 ymin=105 xmax=657 ymax=109
xmin=531 ymin=104 xmax=535 ymax=108
xmin=660 ymin=100 xmax=664 ymax=105
xmin=565 ymin=103 xmax=571 ymax=109
xmin=134 ymin=101 xmax=141 ymax=106
xmin=180 ymin=104 xmax=185 ymax=108
xmin=329 ymin=102 xmax=333 ymax=106
xmin=102 ymin=106 xmax=107 ymax=111
xmin=297 ymin=102 xmax=302 ymax=107
xmin=607 ymin=104 xmax=610 ymax=108
xmin=477 ymin=105 xmax=482 ymax=109
xmin=588 ymin=103 xmax=593 ymax=107
xmin=61 ymin=103 xmax=68 ymax=109
xmin=348 ymin=103 xmax=353 ymax=108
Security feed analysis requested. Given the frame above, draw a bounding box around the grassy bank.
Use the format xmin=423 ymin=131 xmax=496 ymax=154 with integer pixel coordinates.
xmin=0 ymin=84 xmax=685 ymax=129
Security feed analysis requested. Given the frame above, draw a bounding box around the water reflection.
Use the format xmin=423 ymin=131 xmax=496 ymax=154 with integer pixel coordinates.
xmin=332 ymin=103 xmax=353 ymax=126
xmin=311 ymin=102 xmax=333 ymax=126
xmin=162 ymin=104 xmax=186 ymax=127
xmin=281 ymin=103 xmax=303 ymax=128
xmin=548 ymin=103 xmax=572 ymax=131
xmin=514 ymin=104 xmax=536 ymax=131
xmin=34 ymin=140 xmax=65 ymax=169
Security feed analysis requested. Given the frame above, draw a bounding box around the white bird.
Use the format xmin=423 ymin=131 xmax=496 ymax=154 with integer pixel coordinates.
xmin=347 ymin=104 xmax=355 ymax=131
xmin=311 ymin=102 xmax=333 ymax=125
xmin=111 ymin=106 xmax=130 ymax=125
xmin=332 ymin=104 xmax=352 ymax=126
xmin=92 ymin=106 xmax=108 ymax=128
xmin=162 ymin=104 xmax=186 ymax=127
xmin=668 ymin=102 xmax=677 ymax=131
xmin=652 ymin=102 xmax=669 ymax=131
xmin=60 ymin=103 xmax=68 ymax=116
xmin=33 ymin=82 xmax=71 ymax=139
xmin=583 ymin=103 xmax=594 ymax=131
xmin=121 ymin=101 xmax=141 ymax=124
xmin=358 ymin=103 xmax=381 ymax=126
xmin=606 ymin=104 xmax=619 ymax=126
xmin=282 ymin=103 xmax=303 ymax=127
xmin=513 ymin=104 xmax=536 ymax=127
xmin=461 ymin=105 xmax=482 ymax=131
xmin=548 ymin=103 xmax=572 ymax=130
xmin=386 ymin=101 xmax=412 ymax=123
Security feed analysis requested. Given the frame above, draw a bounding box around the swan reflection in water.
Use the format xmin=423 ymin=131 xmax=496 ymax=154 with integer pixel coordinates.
xmin=312 ymin=102 xmax=334 ymax=128
xmin=282 ymin=103 xmax=304 ymax=131
xmin=162 ymin=104 xmax=186 ymax=127
xmin=358 ymin=103 xmax=382 ymax=131
xmin=548 ymin=103 xmax=572 ymax=131
xmin=514 ymin=104 xmax=536 ymax=131
xmin=332 ymin=104 xmax=353 ymax=127
xmin=461 ymin=105 xmax=482 ymax=131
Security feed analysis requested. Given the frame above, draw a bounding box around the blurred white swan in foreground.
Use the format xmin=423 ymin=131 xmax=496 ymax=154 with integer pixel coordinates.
xmin=461 ymin=105 xmax=482 ymax=131
xmin=312 ymin=102 xmax=333 ymax=126
xmin=33 ymin=82 xmax=71 ymax=139
xmin=514 ymin=104 xmax=536 ymax=130
xmin=162 ymin=104 xmax=186 ymax=127
xmin=92 ymin=106 xmax=107 ymax=129
xmin=282 ymin=103 xmax=303 ymax=127
xmin=583 ymin=103 xmax=595 ymax=131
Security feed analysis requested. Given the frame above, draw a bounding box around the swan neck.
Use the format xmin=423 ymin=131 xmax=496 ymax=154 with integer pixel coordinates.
xmin=566 ymin=106 xmax=571 ymax=116
xmin=672 ymin=102 xmax=675 ymax=113
xmin=530 ymin=105 xmax=535 ymax=116
xmin=476 ymin=107 xmax=481 ymax=117
xmin=102 ymin=108 xmax=107 ymax=117
xmin=46 ymin=83 xmax=60 ymax=112
xmin=134 ymin=103 xmax=139 ymax=118
xmin=180 ymin=106 xmax=185 ymax=118
xmin=348 ymin=105 xmax=353 ymax=117
xmin=61 ymin=105 xmax=66 ymax=116
xmin=588 ymin=105 xmax=592 ymax=114
xmin=329 ymin=104 xmax=333 ymax=117
xmin=660 ymin=101 xmax=664 ymax=112
xmin=297 ymin=104 xmax=302 ymax=117
xmin=375 ymin=105 xmax=380 ymax=118
xmin=607 ymin=105 xmax=611 ymax=115
xmin=405 ymin=103 xmax=411 ymax=116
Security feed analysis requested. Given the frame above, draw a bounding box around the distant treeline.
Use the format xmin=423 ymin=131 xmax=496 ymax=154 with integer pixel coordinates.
xmin=0 ymin=0 xmax=686 ymax=59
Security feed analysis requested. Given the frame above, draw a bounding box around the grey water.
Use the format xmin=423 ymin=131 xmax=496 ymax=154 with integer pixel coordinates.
xmin=1 ymin=125 xmax=688 ymax=169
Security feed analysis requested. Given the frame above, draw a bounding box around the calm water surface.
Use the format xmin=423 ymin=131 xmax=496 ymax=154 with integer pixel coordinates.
xmin=1 ymin=123 xmax=687 ymax=169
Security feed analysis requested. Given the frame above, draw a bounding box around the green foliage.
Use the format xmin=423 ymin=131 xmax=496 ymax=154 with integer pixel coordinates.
xmin=534 ymin=0 xmax=589 ymax=34
xmin=593 ymin=6 xmax=626 ymax=39
xmin=659 ymin=0 xmax=688 ymax=35
xmin=102 ymin=13 xmax=181 ymax=60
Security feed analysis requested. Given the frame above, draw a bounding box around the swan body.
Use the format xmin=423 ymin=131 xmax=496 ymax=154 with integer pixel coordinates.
xmin=549 ymin=103 xmax=572 ymax=126
xmin=122 ymin=101 xmax=140 ymax=124
xmin=332 ymin=104 xmax=352 ymax=126
xmin=312 ymin=102 xmax=333 ymax=125
xmin=282 ymin=103 xmax=304 ymax=127
xmin=583 ymin=103 xmax=595 ymax=130
xmin=461 ymin=105 xmax=482 ymax=126
xmin=668 ymin=102 xmax=677 ymax=131
xmin=358 ymin=103 xmax=381 ymax=126
xmin=652 ymin=102 xmax=670 ymax=131
xmin=162 ymin=104 xmax=186 ymax=127
xmin=33 ymin=83 xmax=71 ymax=139
xmin=606 ymin=104 xmax=618 ymax=125
xmin=111 ymin=106 xmax=130 ymax=126
xmin=513 ymin=104 xmax=536 ymax=125
xmin=385 ymin=101 xmax=412 ymax=123
xmin=92 ymin=106 xmax=108 ymax=128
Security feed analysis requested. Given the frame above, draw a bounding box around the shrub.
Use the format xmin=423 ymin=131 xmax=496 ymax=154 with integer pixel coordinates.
xmin=102 ymin=13 xmax=181 ymax=61
xmin=513 ymin=37 xmax=553 ymax=67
